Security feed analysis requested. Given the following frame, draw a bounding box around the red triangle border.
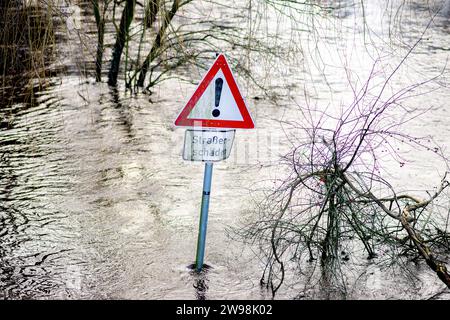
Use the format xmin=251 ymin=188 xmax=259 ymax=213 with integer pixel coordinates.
xmin=174 ymin=54 xmax=255 ymax=129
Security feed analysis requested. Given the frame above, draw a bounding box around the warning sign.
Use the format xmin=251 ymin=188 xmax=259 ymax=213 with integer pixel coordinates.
xmin=174 ymin=54 xmax=254 ymax=129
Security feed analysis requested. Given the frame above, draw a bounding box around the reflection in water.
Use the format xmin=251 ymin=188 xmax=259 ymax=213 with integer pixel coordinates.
xmin=109 ymin=87 xmax=135 ymax=139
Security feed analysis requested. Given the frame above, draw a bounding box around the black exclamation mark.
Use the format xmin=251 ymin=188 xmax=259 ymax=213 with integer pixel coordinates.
xmin=212 ymin=78 xmax=223 ymax=118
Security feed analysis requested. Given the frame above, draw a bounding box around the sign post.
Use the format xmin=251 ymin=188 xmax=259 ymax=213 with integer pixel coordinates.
xmin=174 ymin=54 xmax=255 ymax=272
xmin=195 ymin=162 xmax=213 ymax=271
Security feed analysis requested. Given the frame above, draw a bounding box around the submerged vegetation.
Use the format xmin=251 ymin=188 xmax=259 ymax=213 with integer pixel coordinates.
xmin=0 ymin=0 xmax=56 ymax=106
xmin=239 ymin=61 xmax=450 ymax=296
xmin=91 ymin=0 xmax=280 ymax=91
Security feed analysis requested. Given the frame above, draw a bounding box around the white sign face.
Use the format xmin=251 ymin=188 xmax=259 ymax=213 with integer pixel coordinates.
xmin=183 ymin=130 xmax=235 ymax=162
xmin=187 ymin=70 xmax=244 ymax=122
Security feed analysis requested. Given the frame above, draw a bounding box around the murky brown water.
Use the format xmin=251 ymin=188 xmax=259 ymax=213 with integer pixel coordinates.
xmin=1 ymin=0 xmax=449 ymax=299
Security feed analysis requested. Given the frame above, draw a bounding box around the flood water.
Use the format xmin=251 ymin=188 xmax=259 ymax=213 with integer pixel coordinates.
xmin=1 ymin=0 xmax=449 ymax=299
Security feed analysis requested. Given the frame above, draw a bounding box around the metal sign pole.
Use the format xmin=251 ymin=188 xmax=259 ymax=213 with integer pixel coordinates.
xmin=195 ymin=162 xmax=213 ymax=272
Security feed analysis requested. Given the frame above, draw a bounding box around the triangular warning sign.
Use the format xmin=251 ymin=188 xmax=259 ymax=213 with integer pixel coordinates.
xmin=174 ymin=54 xmax=254 ymax=129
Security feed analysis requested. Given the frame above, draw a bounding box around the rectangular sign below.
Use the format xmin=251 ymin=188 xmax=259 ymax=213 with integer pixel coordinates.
xmin=183 ymin=129 xmax=235 ymax=162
